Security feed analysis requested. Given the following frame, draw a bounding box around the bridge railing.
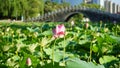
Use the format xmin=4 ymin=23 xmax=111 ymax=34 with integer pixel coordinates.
xmin=26 ymin=5 xmax=120 ymax=22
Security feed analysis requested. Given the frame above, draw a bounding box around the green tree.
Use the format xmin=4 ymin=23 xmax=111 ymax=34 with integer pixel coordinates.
xmin=19 ymin=0 xmax=42 ymax=19
xmin=44 ymin=1 xmax=70 ymax=13
xmin=0 ymin=0 xmax=43 ymax=20
xmin=11 ymin=0 xmax=22 ymax=20
xmin=0 ymin=0 xmax=11 ymax=17
xmin=27 ymin=0 xmax=41 ymax=18
xmin=41 ymin=0 xmax=45 ymax=15
xmin=0 ymin=0 xmax=69 ymax=20
xmin=68 ymin=13 xmax=84 ymax=22
xmin=80 ymin=3 xmax=102 ymax=10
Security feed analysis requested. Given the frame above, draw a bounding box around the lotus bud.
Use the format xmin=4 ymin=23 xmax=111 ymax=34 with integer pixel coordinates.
xmin=6 ymin=27 xmax=10 ymax=32
xmin=71 ymin=20 xmax=74 ymax=26
xmin=26 ymin=58 xmax=32 ymax=66
xmin=85 ymin=23 xmax=89 ymax=29
xmin=104 ymin=28 xmax=109 ymax=32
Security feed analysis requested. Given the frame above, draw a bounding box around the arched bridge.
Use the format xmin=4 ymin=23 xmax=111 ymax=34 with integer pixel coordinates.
xmin=26 ymin=6 xmax=120 ymax=22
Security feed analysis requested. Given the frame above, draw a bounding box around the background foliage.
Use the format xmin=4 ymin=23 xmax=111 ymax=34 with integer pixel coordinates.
xmin=0 ymin=0 xmax=70 ymax=20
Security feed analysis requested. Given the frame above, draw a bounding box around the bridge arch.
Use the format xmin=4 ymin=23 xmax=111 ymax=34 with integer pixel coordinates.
xmin=63 ymin=10 xmax=116 ymax=22
xmin=64 ymin=12 xmax=89 ymax=22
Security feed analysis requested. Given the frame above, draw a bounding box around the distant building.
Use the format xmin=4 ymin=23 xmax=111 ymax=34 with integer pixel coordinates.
xmin=116 ymin=5 xmax=120 ymax=13
xmin=119 ymin=6 xmax=120 ymax=13
xmin=104 ymin=0 xmax=113 ymax=13
xmin=104 ymin=0 xmax=109 ymax=12
xmin=52 ymin=0 xmax=120 ymax=14
xmin=84 ymin=0 xmax=92 ymax=4
xmin=92 ymin=0 xmax=104 ymax=8
xmin=108 ymin=1 xmax=113 ymax=13
xmin=112 ymin=3 xmax=117 ymax=13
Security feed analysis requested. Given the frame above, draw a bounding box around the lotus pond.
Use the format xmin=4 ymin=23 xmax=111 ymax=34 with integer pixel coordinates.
xmin=0 ymin=22 xmax=120 ymax=68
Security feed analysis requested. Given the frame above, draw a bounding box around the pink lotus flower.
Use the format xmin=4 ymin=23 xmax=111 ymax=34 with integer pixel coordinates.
xmin=26 ymin=58 xmax=32 ymax=66
xmin=53 ymin=24 xmax=66 ymax=38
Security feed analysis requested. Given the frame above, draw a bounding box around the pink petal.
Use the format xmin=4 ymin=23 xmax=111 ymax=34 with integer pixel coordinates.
xmin=56 ymin=24 xmax=65 ymax=34
xmin=26 ymin=58 xmax=32 ymax=66
xmin=53 ymin=24 xmax=66 ymax=38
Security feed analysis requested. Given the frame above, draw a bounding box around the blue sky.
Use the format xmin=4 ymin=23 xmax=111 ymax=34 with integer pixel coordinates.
xmin=66 ymin=0 xmax=120 ymax=5
xmin=53 ymin=0 xmax=120 ymax=5
xmin=110 ymin=0 xmax=120 ymax=5
xmin=70 ymin=0 xmax=120 ymax=6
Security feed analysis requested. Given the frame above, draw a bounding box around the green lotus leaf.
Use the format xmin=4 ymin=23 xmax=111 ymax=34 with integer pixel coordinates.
xmin=99 ymin=56 xmax=119 ymax=64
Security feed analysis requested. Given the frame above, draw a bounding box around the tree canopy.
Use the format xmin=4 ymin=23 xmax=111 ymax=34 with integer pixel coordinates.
xmin=80 ymin=3 xmax=105 ymax=10
xmin=44 ymin=1 xmax=70 ymax=12
xmin=0 ymin=0 xmax=70 ymax=20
